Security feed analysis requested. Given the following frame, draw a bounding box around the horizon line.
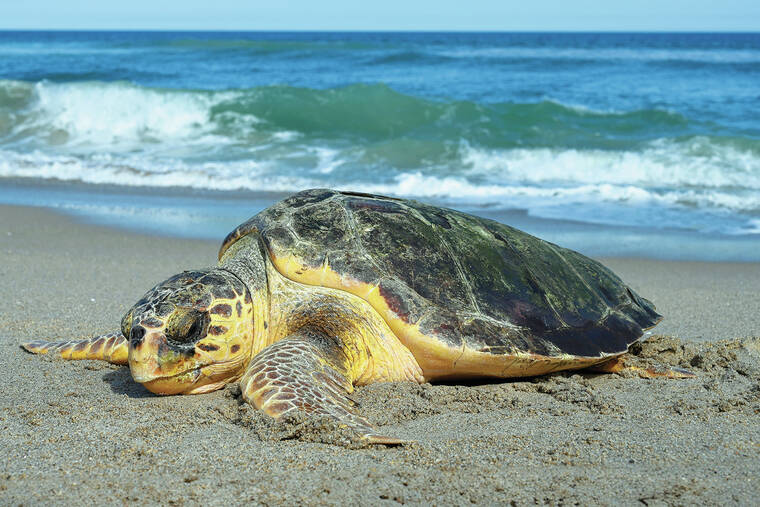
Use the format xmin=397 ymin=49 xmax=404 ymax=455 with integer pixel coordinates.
xmin=0 ymin=28 xmax=758 ymax=34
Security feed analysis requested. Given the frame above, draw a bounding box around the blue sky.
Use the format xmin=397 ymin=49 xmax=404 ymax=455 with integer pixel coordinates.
xmin=2 ymin=0 xmax=759 ymax=31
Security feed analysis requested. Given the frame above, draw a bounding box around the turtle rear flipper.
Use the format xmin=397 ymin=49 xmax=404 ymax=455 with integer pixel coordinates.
xmin=240 ymin=331 xmax=405 ymax=445
xmin=21 ymin=332 xmax=128 ymax=364
xmin=589 ymin=356 xmax=696 ymax=379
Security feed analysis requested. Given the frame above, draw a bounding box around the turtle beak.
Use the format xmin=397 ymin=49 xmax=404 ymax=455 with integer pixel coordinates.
xmin=128 ymin=330 xmax=164 ymax=383
xmin=128 ymin=330 xmax=198 ymax=394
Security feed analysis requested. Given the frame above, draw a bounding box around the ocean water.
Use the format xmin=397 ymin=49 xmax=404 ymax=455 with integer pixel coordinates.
xmin=0 ymin=31 xmax=759 ymax=260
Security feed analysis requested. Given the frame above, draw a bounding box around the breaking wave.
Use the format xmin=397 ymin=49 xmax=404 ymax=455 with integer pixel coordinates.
xmin=1 ymin=78 xmax=759 ymax=234
xmin=0 ymin=79 xmax=700 ymax=149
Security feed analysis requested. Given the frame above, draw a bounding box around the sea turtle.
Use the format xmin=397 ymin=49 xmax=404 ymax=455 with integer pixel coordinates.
xmin=22 ymin=189 xmax=688 ymax=443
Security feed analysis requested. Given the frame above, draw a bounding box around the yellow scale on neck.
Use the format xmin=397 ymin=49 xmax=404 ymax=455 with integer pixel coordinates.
xmin=262 ymin=257 xmax=423 ymax=386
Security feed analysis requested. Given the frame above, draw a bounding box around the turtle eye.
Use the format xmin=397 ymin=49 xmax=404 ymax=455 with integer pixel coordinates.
xmin=168 ymin=309 xmax=209 ymax=344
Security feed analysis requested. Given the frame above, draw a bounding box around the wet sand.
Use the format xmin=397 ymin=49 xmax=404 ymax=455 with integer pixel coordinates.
xmin=1 ymin=204 xmax=759 ymax=505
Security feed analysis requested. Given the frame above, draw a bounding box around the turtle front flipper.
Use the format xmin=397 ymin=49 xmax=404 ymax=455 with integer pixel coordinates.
xmin=240 ymin=332 xmax=405 ymax=445
xmin=21 ymin=332 xmax=128 ymax=364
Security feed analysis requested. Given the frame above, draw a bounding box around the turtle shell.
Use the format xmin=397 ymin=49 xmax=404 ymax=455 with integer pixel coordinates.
xmin=221 ymin=189 xmax=661 ymax=378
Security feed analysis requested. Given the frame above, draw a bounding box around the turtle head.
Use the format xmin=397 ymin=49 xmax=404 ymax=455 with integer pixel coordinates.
xmin=123 ymin=269 xmax=255 ymax=395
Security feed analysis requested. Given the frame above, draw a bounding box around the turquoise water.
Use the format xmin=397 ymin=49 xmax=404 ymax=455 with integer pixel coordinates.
xmin=0 ymin=31 xmax=759 ymax=259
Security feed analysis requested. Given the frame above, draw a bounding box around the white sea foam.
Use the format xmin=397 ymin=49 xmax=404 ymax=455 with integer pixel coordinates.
xmin=0 ymin=80 xmax=305 ymax=158
xmin=366 ymin=172 xmax=760 ymax=216
xmin=28 ymin=81 xmax=231 ymax=148
xmin=459 ymin=139 xmax=760 ymax=190
xmin=737 ymin=218 xmax=760 ymax=235
xmin=0 ymin=150 xmax=305 ymax=191
xmin=2 ymin=143 xmax=759 ymax=217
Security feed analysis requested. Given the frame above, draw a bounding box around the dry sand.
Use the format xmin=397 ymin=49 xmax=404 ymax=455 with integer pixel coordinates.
xmin=1 ymin=204 xmax=759 ymax=505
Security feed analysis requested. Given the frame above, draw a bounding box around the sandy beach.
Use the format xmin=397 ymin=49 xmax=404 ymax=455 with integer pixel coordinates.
xmin=1 ymin=203 xmax=759 ymax=505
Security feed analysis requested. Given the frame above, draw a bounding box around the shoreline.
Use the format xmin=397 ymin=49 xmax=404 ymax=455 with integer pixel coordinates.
xmin=2 ymin=177 xmax=760 ymax=262
xmin=1 ymin=202 xmax=759 ymax=504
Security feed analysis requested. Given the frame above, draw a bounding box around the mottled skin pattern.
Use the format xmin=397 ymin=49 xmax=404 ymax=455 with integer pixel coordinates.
xmin=121 ymin=269 xmax=256 ymax=395
xmin=23 ymin=189 xmax=669 ymax=443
